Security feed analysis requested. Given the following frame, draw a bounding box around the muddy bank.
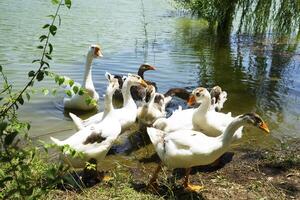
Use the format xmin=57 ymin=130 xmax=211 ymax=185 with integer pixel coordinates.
xmin=48 ymin=138 xmax=299 ymax=200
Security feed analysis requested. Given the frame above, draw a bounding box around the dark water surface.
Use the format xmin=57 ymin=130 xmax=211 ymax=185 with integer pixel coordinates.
xmin=0 ymin=0 xmax=299 ymax=149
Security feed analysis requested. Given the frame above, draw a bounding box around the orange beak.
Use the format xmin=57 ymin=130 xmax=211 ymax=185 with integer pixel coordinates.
xmin=187 ymin=95 xmax=196 ymax=106
xmin=94 ymin=47 xmax=103 ymax=58
xmin=149 ymin=65 xmax=156 ymax=70
xmin=259 ymin=122 xmax=270 ymax=134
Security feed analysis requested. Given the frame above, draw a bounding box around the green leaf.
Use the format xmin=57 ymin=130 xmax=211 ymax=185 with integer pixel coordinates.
xmin=47 ymin=14 xmax=55 ymax=19
xmin=58 ymin=76 xmax=65 ymax=85
xmin=32 ymin=59 xmax=40 ymax=63
xmin=68 ymin=79 xmax=74 ymax=87
xmin=36 ymin=71 xmax=44 ymax=81
xmin=49 ymin=25 xmax=57 ymax=36
xmin=43 ymin=24 xmax=50 ymax=29
xmin=0 ymin=176 xmax=13 ymax=187
xmin=26 ymin=123 xmax=31 ymax=130
xmin=48 ymin=43 xmax=53 ymax=54
xmin=78 ymin=88 xmax=85 ymax=95
xmin=55 ymin=75 xmax=60 ymax=83
xmin=0 ymin=65 xmax=2 ymax=72
xmin=65 ymin=90 xmax=72 ymax=97
xmin=39 ymin=35 xmax=47 ymax=42
xmin=58 ymin=14 xmax=62 ymax=26
xmin=37 ymin=45 xmax=44 ymax=49
xmin=65 ymin=0 xmax=72 ymax=9
xmin=0 ymin=122 xmax=8 ymax=133
xmin=28 ymin=70 xmax=35 ymax=77
xmin=45 ymin=54 xmax=52 ymax=60
xmin=25 ymin=92 xmax=30 ymax=101
xmin=72 ymin=86 xmax=79 ymax=94
xmin=4 ymin=131 xmax=18 ymax=145
xmin=52 ymin=89 xmax=57 ymax=96
xmin=41 ymin=61 xmax=50 ymax=68
xmin=17 ymin=96 xmax=24 ymax=105
xmin=85 ymin=97 xmax=92 ymax=105
xmin=42 ymin=88 xmax=49 ymax=95
xmin=51 ymin=0 xmax=60 ymax=5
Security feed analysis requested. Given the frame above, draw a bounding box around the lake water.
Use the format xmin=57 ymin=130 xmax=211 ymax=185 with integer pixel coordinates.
xmin=0 ymin=0 xmax=299 ymax=147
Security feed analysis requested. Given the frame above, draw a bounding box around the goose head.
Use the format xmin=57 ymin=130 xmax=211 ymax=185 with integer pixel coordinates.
xmin=138 ymin=63 xmax=156 ymax=78
xmin=105 ymin=72 xmax=120 ymax=94
xmin=239 ymin=113 xmax=270 ymax=134
xmin=87 ymin=44 xmax=103 ymax=59
xmin=210 ymin=86 xmax=222 ymax=102
xmin=123 ymin=73 xmax=148 ymax=88
xmin=187 ymin=87 xmax=210 ymax=106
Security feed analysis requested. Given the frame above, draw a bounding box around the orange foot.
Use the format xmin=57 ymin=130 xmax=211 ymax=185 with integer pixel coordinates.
xmin=102 ymin=175 xmax=113 ymax=182
xmin=185 ymin=184 xmax=204 ymax=192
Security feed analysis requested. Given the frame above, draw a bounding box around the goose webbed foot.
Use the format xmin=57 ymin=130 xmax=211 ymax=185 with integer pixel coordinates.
xmin=184 ymin=183 xmax=204 ymax=192
xmin=183 ymin=168 xmax=204 ymax=192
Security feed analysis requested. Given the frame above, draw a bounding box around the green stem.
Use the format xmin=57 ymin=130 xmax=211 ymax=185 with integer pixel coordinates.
xmin=0 ymin=0 xmax=63 ymax=117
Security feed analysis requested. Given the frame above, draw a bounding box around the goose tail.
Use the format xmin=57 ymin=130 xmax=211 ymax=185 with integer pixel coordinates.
xmin=50 ymin=136 xmax=63 ymax=146
xmin=147 ymin=127 xmax=165 ymax=147
xmin=69 ymin=113 xmax=84 ymax=130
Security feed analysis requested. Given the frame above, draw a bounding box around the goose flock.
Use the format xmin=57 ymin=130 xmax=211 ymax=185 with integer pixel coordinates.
xmin=51 ymin=44 xmax=270 ymax=192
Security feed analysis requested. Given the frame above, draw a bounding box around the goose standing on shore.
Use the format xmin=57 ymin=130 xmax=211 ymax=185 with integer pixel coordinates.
xmin=153 ymin=86 xmax=228 ymax=133
xmin=51 ymin=72 xmax=121 ymax=169
xmin=147 ymin=113 xmax=270 ymax=191
xmin=188 ymin=87 xmax=241 ymax=139
xmin=137 ymin=85 xmax=171 ymax=127
xmin=63 ymin=44 xmax=103 ymax=111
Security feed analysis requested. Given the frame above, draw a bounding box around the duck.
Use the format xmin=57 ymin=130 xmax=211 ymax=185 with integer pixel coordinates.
xmin=147 ymin=113 xmax=270 ymax=191
xmin=188 ymin=87 xmax=241 ymax=139
xmin=152 ymin=86 xmax=228 ymax=133
xmin=113 ymin=63 xmax=156 ymax=103
xmin=137 ymin=85 xmax=171 ymax=127
xmin=209 ymin=86 xmax=227 ymax=112
xmin=63 ymin=44 xmax=103 ymax=111
xmin=50 ymin=72 xmax=121 ymax=169
xmin=69 ymin=74 xmax=148 ymax=131
xmin=163 ymin=86 xmax=227 ymax=111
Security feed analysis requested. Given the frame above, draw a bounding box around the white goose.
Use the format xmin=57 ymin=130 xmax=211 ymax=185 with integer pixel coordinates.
xmin=147 ymin=113 xmax=270 ymax=191
xmin=69 ymin=74 xmax=148 ymax=131
xmin=153 ymin=86 xmax=228 ymax=134
xmin=63 ymin=44 xmax=103 ymax=111
xmin=188 ymin=87 xmax=242 ymax=139
xmin=209 ymin=86 xmax=227 ymax=112
xmin=137 ymin=85 xmax=170 ymax=127
xmin=50 ymin=72 xmax=121 ymax=168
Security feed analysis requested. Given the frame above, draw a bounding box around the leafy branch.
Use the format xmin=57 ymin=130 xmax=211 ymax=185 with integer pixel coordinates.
xmin=0 ymin=0 xmax=71 ymax=118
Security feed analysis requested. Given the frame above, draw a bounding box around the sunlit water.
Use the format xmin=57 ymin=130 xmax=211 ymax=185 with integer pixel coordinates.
xmin=0 ymin=0 xmax=299 ymax=152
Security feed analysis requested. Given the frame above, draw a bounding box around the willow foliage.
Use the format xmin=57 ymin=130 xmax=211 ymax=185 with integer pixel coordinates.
xmin=176 ymin=0 xmax=300 ymax=35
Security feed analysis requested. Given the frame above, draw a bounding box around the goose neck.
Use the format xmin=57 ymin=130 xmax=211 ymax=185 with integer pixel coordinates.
xmin=122 ymin=83 xmax=135 ymax=106
xmin=103 ymin=90 xmax=114 ymax=118
xmin=137 ymin=69 xmax=145 ymax=79
xmin=82 ymin=56 xmax=94 ymax=90
xmin=220 ymin=116 xmax=245 ymax=145
xmin=195 ymin=95 xmax=211 ymax=115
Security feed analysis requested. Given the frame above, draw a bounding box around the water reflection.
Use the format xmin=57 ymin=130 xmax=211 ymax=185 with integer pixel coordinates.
xmin=174 ymin=18 xmax=300 ymax=138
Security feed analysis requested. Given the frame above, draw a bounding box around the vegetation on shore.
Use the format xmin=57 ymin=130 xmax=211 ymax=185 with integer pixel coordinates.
xmin=0 ymin=0 xmax=299 ymax=199
xmin=47 ymin=142 xmax=299 ymax=199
